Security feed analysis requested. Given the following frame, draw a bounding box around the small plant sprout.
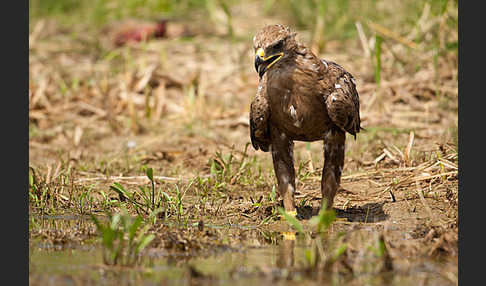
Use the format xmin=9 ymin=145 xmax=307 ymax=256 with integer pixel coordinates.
xmin=110 ymin=167 xmax=175 ymax=218
xmin=91 ymin=209 xmax=155 ymax=266
xmin=309 ymin=200 xmax=336 ymax=233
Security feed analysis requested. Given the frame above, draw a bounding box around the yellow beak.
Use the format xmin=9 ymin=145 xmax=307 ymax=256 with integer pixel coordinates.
xmin=256 ymin=48 xmax=265 ymax=58
xmin=254 ymin=48 xmax=284 ymax=78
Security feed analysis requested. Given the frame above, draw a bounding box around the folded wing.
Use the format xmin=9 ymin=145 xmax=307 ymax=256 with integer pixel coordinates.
xmin=321 ymin=61 xmax=361 ymax=139
xmin=250 ymin=78 xmax=271 ymax=152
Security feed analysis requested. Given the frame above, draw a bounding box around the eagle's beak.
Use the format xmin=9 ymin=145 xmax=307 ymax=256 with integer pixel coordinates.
xmin=254 ymin=48 xmax=283 ymax=78
xmin=254 ymin=53 xmax=263 ymax=74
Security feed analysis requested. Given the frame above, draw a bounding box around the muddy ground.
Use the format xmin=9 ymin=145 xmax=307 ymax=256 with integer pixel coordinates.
xmin=29 ymin=1 xmax=458 ymax=285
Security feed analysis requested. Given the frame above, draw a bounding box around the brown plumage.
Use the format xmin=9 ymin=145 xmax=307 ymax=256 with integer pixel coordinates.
xmin=250 ymin=24 xmax=361 ymax=215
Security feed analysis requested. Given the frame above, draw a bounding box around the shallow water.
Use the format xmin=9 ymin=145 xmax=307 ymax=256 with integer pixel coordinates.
xmin=29 ymin=216 xmax=455 ymax=286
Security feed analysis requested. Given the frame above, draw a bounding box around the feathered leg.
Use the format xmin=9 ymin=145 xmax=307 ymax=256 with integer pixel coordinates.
xmin=270 ymin=127 xmax=296 ymax=214
xmin=321 ymin=128 xmax=346 ymax=209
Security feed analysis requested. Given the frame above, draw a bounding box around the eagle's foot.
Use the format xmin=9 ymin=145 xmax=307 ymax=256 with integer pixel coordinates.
xmin=285 ymin=210 xmax=297 ymax=217
xmin=281 ymin=231 xmax=296 ymax=240
xmin=279 ymin=209 xmax=298 ymax=221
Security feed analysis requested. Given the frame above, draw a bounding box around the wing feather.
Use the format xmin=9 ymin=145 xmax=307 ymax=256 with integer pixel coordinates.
xmin=250 ymin=78 xmax=271 ymax=151
xmin=321 ymin=61 xmax=361 ymax=138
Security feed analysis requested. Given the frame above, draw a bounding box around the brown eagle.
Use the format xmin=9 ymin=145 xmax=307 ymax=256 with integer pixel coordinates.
xmin=250 ymin=24 xmax=361 ymax=217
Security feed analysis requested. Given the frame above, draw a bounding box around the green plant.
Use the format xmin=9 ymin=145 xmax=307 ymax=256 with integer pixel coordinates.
xmin=110 ymin=167 xmax=163 ymax=216
xmin=208 ymin=144 xmax=263 ymax=188
xmin=209 ymin=150 xmax=234 ymax=182
xmin=297 ymin=160 xmax=312 ymax=181
xmin=29 ymin=165 xmax=79 ymax=215
xmin=99 ymin=190 xmax=119 ymax=211
xmin=299 ymin=197 xmax=309 ymax=209
xmin=29 ymin=167 xmax=51 ymax=214
xmin=309 ymin=200 xmax=336 ymax=233
xmin=91 ymin=209 xmax=155 ymax=266
xmin=278 ymin=207 xmax=304 ymax=234
xmin=110 ymin=167 xmax=193 ymax=223
xmin=270 ymin=185 xmax=277 ymax=203
xmin=279 ymin=202 xmax=347 ymax=273
xmin=77 ymin=189 xmax=95 ymax=215
xmin=204 ymin=0 xmax=234 ymax=38
xmin=172 ymin=184 xmax=185 ymax=220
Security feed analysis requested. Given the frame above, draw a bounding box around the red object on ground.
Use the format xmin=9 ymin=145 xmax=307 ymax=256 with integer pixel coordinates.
xmin=114 ymin=19 xmax=167 ymax=46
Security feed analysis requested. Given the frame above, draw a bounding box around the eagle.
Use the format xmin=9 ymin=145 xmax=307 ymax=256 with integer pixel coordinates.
xmin=250 ymin=24 xmax=361 ymax=217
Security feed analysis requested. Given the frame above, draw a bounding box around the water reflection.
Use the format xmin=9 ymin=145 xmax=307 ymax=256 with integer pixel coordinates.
xmin=30 ymin=216 xmax=455 ymax=286
xmin=277 ymin=232 xmax=295 ymax=269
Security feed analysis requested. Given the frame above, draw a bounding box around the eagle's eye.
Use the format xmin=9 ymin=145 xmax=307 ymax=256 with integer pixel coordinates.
xmin=273 ymin=40 xmax=284 ymax=50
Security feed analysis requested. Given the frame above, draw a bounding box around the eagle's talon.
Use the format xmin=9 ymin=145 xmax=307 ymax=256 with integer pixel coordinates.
xmin=279 ymin=210 xmax=297 ymax=221
xmin=281 ymin=231 xmax=296 ymax=240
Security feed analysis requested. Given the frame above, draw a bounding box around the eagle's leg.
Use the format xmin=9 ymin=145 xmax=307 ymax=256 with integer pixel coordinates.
xmin=270 ymin=128 xmax=296 ymax=214
xmin=321 ymin=128 xmax=346 ymax=210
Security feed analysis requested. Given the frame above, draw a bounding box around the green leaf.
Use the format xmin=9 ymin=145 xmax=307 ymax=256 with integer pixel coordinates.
xmin=138 ymin=186 xmax=150 ymax=200
xmin=29 ymin=173 xmax=34 ymax=187
xmin=146 ymin=167 xmax=154 ymax=182
xmin=110 ymin=182 xmax=130 ymax=200
xmin=270 ymin=185 xmax=276 ymax=202
xmin=376 ymin=237 xmax=386 ymax=257
xmin=446 ymin=41 xmax=458 ymax=51
xmin=210 ymin=160 xmax=218 ymax=175
xmin=128 ymin=216 xmax=143 ymax=242
xmin=332 ymin=244 xmax=347 ymax=261
xmin=161 ymin=191 xmax=172 ymax=202
xmin=304 ymin=249 xmax=315 ymax=266
xmin=149 ymin=207 xmax=164 ymax=218
xmin=102 ymin=228 xmax=116 ymax=250
xmin=310 ymin=202 xmax=336 ymax=233
xmin=90 ymin=214 xmax=103 ymax=231
xmin=110 ymin=213 xmax=121 ymax=230
xmin=278 ymin=207 xmax=304 ymax=234
xmin=136 ymin=234 xmax=155 ymax=254
xmin=259 ymin=215 xmax=273 ymax=226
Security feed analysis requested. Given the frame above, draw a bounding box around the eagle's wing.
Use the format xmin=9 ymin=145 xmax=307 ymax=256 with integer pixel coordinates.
xmin=250 ymin=78 xmax=271 ymax=152
xmin=320 ymin=60 xmax=361 ymax=139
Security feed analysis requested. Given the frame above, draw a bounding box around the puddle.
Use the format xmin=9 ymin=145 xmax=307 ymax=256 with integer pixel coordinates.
xmin=29 ymin=216 xmax=456 ymax=286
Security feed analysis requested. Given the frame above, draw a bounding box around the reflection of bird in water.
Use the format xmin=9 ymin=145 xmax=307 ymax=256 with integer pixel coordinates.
xmin=250 ymin=24 xmax=361 ymax=216
xmin=277 ymin=232 xmax=295 ymax=268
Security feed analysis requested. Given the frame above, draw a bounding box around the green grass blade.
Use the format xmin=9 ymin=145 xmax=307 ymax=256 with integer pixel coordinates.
xmin=146 ymin=167 xmax=154 ymax=182
xmin=128 ymin=216 xmax=143 ymax=242
xmin=136 ymin=234 xmax=155 ymax=254
xmin=278 ymin=207 xmax=304 ymax=234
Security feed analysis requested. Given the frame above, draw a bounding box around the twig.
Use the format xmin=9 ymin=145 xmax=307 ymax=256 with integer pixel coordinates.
xmin=383 ymin=148 xmax=400 ymax=164
xmin=415 ymin=181 xmax=433 ymax=218
xmin=373 ymin=152 xmax=386 ymax=165
xmin=355 ymin=21 xmax=371 ymax=59
xmin=306 ymin=150 xmax=314 ymax=172
xmin=404 ymin=131 xmax=415 ymax=165
xmin=77 ymin=101 xmax=108 ymax=117
xmin=74 ymin=175 xmax=208 ymax=184
xmin=367 ymin=21 xmax=418 ymax=50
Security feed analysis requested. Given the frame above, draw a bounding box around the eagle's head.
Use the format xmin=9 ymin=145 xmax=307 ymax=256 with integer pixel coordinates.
xmin=253 ymin=24 xmax=298 ymax=78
